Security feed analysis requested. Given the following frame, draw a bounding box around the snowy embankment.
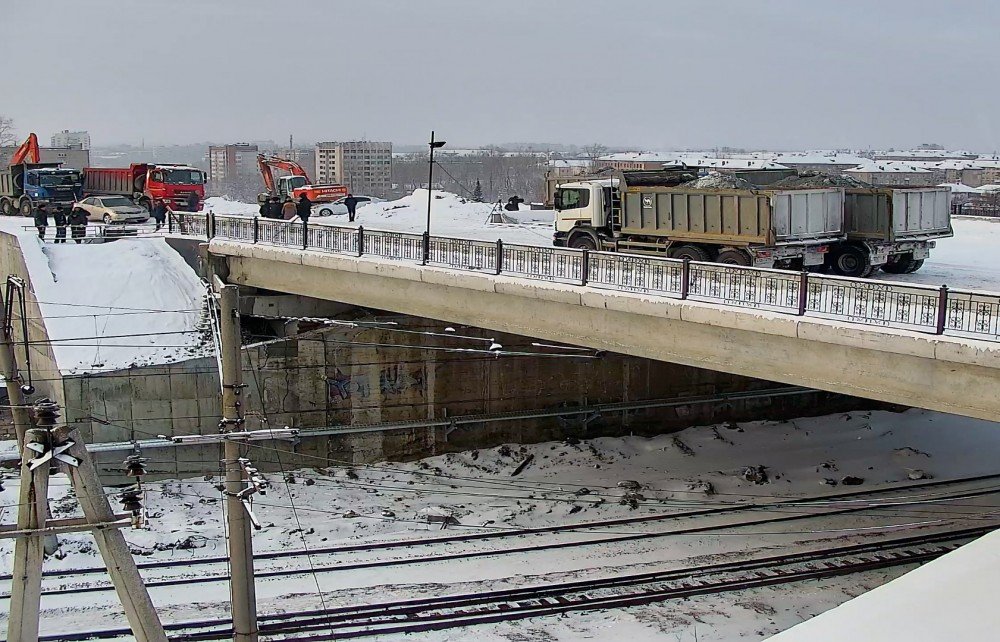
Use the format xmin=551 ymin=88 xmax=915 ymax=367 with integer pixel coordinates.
xmin=0 ymin=218 xmax=211 ymax=373
xmin=2 ymin=407 xmax=1000 ymax=639
xmin=205 ymin=193 xmax=1000 ymax=291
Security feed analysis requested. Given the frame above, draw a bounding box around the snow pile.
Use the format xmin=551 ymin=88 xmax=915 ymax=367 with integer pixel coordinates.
xmin=769 ymin=529 xmax=1000 ymax=641
xmin=682 ymin=173 xmax=757 ymax=189
xmin=0 ymin=221 xmax=212 ymax=373
xmin=769 ymin=173 xmax=873 ymax=189
xmin=205 ymin=190 xmax=555 ymax=246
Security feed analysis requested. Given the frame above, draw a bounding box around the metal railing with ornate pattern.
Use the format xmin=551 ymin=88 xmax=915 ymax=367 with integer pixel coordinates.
xmin=170 ymin=210 xmax=1000 ymax=343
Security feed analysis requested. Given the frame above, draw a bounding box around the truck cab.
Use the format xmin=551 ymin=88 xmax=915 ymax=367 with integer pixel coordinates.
xmin=0 ymin=163 xmax=83 ymax=216
xmin=552 ymin=180 xmax=618 ymax=249
xmin=142 ymin=164 xmax=206 ymax=211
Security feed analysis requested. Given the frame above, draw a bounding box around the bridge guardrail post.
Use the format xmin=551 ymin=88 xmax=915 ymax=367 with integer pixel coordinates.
xmin=422 ymin=232 xmax=430 ymax=266
xmin=302 ymin=220 xmax=308 ymax=249
xmin=581 ymin=249 xmax=590 ymax=285
xmin=496 ymin=239 xmax=503 ymax=275
xmin=357 ymin=226 xmax=365 ymax=257
xmin=168 ymin=210 xmax=173 ymax=234
xmin=797 ymin=271 xmax=809 ymax=316
xmin=252 ymin=217 xmax=259 ymax=243
xmin=936 ymin=285 xmax=949 ymax=334
xmin=680 ymin=258 xmax=690 ymax=299
xmin=207 ymin=212 xmax=214 ymax=239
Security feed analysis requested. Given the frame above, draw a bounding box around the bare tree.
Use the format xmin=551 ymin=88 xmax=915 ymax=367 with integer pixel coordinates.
xmin=582 ymin=143 xmax=608 ymax=161
xmin=0 ymin=115 xmax=15 ymax=147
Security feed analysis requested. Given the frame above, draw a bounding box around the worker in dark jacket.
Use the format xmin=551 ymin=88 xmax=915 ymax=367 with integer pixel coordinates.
xmin=280 ymin=197 xmax=296 ymax=220
xmin=68 ymin=207 xmax=88 ymax=244
xmin=296 ymin=194 xmax=312 ymax=222
xmin=33 ymin=203 xmax=49 ymax=239
xmin=344 ymin=193 xmax=360 ymax=222
xmin=151 ymin=199 xmax=167 ymax=231
xmin=53 ymin=205 xmax=68 ymax=243
xmin=186 ymin=192 xmax=199 ymax=212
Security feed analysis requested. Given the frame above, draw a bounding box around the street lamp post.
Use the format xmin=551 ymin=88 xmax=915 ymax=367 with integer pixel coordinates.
xmin=424 ymin=130 xmax=446 ymax=264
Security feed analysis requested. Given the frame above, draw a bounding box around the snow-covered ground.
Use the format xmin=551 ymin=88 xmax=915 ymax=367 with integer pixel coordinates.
xmin=0 ymin=217 xmax=211 ymax=373
xmin=204 ymin=193 xmax=1000 ymax=291
xmin=2 ymin=407 xmax=999 ymax=639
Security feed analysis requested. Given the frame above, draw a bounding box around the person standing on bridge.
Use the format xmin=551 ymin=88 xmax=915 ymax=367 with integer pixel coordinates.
xmin=281 ymin=196 xmax=296 ymax=220
xmin=151 ymin=199 xmax=167 ymax=232
xmin=68 ymin=207 xmax=88 ymax=243
xmin=33 ymin=202 xmax=49 ymax=239
xmin=344 ymin=193 xmax=360 ymax=222
xmin=53 ymin=205 xmax=68 ymax=243
xmin=296 ymin=194 xmax=312 ymax=223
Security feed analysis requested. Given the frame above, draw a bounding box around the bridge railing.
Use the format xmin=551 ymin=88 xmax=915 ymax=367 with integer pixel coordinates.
xmin=176 ymin=211 xmax=1000 ymax=343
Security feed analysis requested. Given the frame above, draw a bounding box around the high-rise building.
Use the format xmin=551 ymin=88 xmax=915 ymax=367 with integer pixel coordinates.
xmin=314 ymin=141 xmax=392 ymax=197
xmin=50 ymin=130 xmax=91 ymax=150
xmin=208 ymin=143 xmax=260 ymax=184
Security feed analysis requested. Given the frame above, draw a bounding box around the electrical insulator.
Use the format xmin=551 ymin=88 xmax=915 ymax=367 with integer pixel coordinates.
xmin=123 ymin=454 xmax=148 ymax=478
xmin=119 ymin=489 xmax=143 ymax=514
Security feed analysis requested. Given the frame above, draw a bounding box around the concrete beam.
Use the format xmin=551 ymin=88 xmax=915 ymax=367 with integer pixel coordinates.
xmin=212 ymin=241 xmax=1000 ymax=421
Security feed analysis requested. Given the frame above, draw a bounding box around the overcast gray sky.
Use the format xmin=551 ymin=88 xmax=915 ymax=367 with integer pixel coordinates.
xmin=3 ymin=0 xmax=998 ymax=151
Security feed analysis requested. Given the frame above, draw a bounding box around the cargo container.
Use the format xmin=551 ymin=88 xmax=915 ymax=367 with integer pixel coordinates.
xmin=0 ymin=163 xmax=84 ymax=216
xmin=833 ymin=187 xmax=952 ymax=276
xmin=552 ymin=170 xmax=844 ymax=268
xmin=83 ymin=163 xmax=206 ymax=212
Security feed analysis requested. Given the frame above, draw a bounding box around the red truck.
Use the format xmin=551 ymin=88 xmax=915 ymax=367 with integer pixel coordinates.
xmin=83 ymin=163 xmax=206 ymax=211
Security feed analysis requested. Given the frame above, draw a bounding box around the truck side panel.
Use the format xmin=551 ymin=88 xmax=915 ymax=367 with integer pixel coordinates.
xmin=844 ymin=191 xmax=891 ymax=241
xmin=892 ymin=188 xmax=951 ymax=237
xmin=622 ymin=191 xmax=771 ymax=244
xmin=771 ymin=189 xmax=844 ymax=241
xmin=83 ymin=168 xmax=134 ymax=197
xmin=0 ymin=170 xmax=17 ymax=198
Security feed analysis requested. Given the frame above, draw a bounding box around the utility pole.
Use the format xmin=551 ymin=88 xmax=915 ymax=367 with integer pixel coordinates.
xmin=219 ymin=283 xmax=258 ymax=642
xmin=0 ymin=289 xmax=33 ymax=445
xmin=5 ymin=401 xmax=167 ymax=642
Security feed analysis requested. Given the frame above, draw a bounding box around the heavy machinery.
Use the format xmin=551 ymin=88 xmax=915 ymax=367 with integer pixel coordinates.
xmin=83 ymin=164 xmax=206 ymax=212
xmin=553 ymin=169 xmax=844 ymax=269
xmin=257 ymin=155 xmax=347 ymax=213
xmin=1 ymin=133 xmax=83 ymax=215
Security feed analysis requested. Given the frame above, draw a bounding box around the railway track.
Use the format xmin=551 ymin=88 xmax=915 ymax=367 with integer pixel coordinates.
xmin=5 ymin=473 xmax=1000 ymax=600
xmin=37 ymin=524 xmax=996 ymax=641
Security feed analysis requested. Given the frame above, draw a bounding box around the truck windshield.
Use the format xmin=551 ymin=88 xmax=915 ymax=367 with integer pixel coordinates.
xmin=39 ymin=173 xmax=82 ymax=187
xmin=558 ymin=188 xmax=590 ymax=210
xmin=161 ymin=169 xmax=205 ymax=185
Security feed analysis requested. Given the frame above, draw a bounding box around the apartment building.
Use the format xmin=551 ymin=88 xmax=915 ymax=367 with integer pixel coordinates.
xmin=50 ymin=129 xmax=91 ymax=150
xmin=208 ymin=143 xmax=259 ymax=184
xmin=314 ymin=141 xmax=392 ymax=197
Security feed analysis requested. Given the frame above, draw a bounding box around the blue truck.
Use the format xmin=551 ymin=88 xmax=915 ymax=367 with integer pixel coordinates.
xmin=0 ymin=162 xmax=84 ymax=216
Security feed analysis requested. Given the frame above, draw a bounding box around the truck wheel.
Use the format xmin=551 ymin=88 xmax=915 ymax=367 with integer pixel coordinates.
xmin=904 ymin=259 xmax=925 ymax=274
xmin=716 ymin=249 xmax=751 ymax=266
xmin=829 ymin=245 xmax=871 ymax=278
xmin=19 ymin=199 xmax=33 ymax=217
xmin=880 ymin=254 xmax=913 ymax=274
xmin=568 ymin=233 xmax=598 ymax=250
xmin=670 ymin=245 xmax=711 ymax=262
xmin=0 ymin=198 xmax=11 ymax=216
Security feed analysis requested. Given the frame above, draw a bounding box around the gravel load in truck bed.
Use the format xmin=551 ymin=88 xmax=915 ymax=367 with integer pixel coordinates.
xmin=768 ymin=172 xmax=874 ymax=189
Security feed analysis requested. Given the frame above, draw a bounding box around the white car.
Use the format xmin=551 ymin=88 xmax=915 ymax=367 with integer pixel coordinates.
xmin=73 ymin=196 xmax=150 ymax=224
xmin=314 ymin=195 xmax=380 ymax=217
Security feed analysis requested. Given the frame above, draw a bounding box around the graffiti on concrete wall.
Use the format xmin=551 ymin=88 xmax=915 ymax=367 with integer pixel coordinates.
xmin=328 ymin=365 xmax=423 ymax=403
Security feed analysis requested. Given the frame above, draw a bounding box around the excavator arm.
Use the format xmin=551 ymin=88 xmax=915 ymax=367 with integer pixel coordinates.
xmin=257 ymin=154 xmax=313 ymax=194
xmin=9 ymin=133 xmax=40 ymax=165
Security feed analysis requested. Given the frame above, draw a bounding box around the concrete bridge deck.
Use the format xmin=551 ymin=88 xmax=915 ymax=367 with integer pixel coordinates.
xmin=210 ymin=239 xmax=1000 ymax=421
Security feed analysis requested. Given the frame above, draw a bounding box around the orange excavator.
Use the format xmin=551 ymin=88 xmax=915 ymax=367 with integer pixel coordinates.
xmin=256 ymin=154 xmax=348 ymax=205
xmin=8 ymin=133 xmax=40 ymax=165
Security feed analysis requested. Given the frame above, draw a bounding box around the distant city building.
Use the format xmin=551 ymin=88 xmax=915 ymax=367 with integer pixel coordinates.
xmin=50 ymin=129 xmax=90 ymax=150
xmin=0 ymin=145 xmax=90 ymax=169
xmin=546 ymin=159 xmax=595 ymax=177
xmin=844 ymin=161 xmax=938 ymax=187
xmin=208 ymin=143 xmax=260 ymax=184
xmin=596 ymin=152 xmax=786 ymax=172
xmin=315 ymin=141 xmax=392 ymax=197
xmin=876 ymin=149 xmax=977 ymax=162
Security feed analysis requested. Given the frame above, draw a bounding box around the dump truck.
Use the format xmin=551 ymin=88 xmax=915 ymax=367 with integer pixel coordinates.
xmin=83 ymin=163 xmax=206 ymax=212
xmin=766 ymin=175 xmax=953 ymax=277
xmin=0 ymin=163 xmax=84 ymax=216
xmin=552 ymin=169 xmax=845 ymax=269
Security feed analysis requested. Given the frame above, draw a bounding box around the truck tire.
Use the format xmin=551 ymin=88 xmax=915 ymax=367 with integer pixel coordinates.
xmin=829 ymin=245 xmax=871 ymax=278
xmin=670 ymin=245 xmax=711 ymax=262
xmin=880 ymin=253 xmax=913 ymax=274
xmin=716 ymin=248 xmax=752 ymax=266
xmin=19 ymin=199 xmax=33 ymax=217
xmin=0 ymin=198 xmax=12 ymax=216
xmin=568 ymin=232 xmax=598 ymax=250
xmin=904 ymin=259 xmax=925 ymax=274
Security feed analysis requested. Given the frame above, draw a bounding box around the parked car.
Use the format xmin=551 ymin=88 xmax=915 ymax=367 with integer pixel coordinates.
xmin=314 ymin=195 xmax=379 ymax=216
xmin=73 ymin=196 xmax=149 ymax=224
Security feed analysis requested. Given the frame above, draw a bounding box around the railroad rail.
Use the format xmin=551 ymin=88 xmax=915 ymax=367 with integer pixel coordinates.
xmin=8 ymin=473 xmax=1000 ymax=601
xmin=36 ymin=525 xmax=996 ymax=641
xmin=164 ymin=210 xmax=1000 ymax=342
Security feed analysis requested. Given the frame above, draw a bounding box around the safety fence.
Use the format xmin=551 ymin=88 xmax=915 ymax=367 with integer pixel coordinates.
xmin=168 ymin=211 xmax=1000 ymax=343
